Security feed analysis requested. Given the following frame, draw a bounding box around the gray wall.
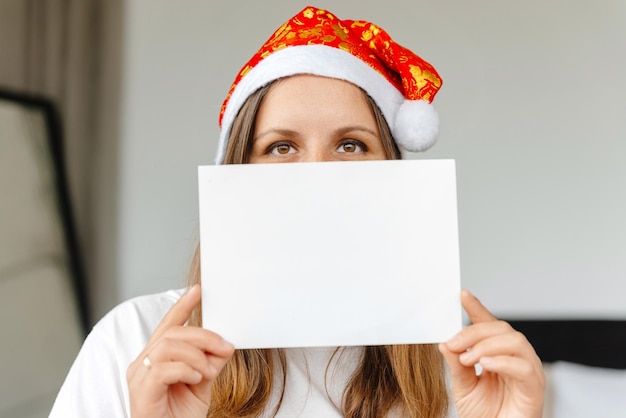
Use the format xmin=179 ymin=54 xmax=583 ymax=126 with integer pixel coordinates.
xmin=3 ymin=2 xmax=622 ymax=416
xmin=4 ymin=0 xmax=623 ymax=323
xmin=105 ymin=0 xmax=624 ymax=321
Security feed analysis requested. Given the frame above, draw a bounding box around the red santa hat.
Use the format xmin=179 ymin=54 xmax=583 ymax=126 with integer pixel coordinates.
xmin=216 ymin=5 xmax=443 ymax=164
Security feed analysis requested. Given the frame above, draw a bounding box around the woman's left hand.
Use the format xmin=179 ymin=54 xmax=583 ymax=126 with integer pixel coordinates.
xmin=439 ymin=290 xmax=546 ymax=418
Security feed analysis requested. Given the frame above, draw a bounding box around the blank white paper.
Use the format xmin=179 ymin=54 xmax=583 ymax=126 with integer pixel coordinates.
xmin=198 ymin=159 xmax=462 ymax=348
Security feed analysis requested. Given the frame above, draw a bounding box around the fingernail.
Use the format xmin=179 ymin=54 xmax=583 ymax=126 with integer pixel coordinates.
xmin=479 ymin=356 xmax=493 ymax=366
xmin=222 ymin=338 xmax=235 ymax=349
xmin=187 ymin=284 xmax=200 ymax=296
xmin=193 ymin=370 xmax=203 ymax=381
xmin=460 ymin=350 xmax=475 ymax=364
xmin=447 ymin=334 xmax=462 ymax=349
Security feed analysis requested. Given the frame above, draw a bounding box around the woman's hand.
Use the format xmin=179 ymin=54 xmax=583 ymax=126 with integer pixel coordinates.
xmin=439 ymin=290 xmax=545 ymax=418
xmin=127 ymin=285 xmax=235 ymax=418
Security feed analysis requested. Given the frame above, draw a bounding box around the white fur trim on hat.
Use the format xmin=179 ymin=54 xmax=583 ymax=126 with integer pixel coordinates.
xmin=215 ymin=44 xmax=438 ymax=164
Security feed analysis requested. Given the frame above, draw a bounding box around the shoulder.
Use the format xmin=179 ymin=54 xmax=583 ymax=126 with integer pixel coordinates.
xmin=81 ymin=287 xmax=187 ymax=367
xmin=49 ymin=288 xmax=186 ymax=417
xmin=98 ymin=288 xmax=185 ymax=330
xmin=91 ymin=288 xmax=185 ymax=357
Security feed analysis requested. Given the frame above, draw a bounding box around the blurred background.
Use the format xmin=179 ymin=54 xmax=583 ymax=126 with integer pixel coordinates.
xmin=1 ymin=0 xmax=625 ymax=416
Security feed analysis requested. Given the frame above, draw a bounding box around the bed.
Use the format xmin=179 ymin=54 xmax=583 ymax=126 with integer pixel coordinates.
xmin=507 ymin=319 xmax=626 ymax=417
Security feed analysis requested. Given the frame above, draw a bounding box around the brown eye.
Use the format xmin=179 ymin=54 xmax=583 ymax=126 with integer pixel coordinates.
xmin=343 ymin=143 xmax=356 ymax=152
xmin=269 ymin=142 xmax=296 ymax=156
xmin=276 ymin=144 xmax=290 ymax=154
xmin=338 ymin=140 xmax=364 ymax=153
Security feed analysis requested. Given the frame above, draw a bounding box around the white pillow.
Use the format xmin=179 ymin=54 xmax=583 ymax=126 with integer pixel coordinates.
xmin=550 ymin=361 xmax=626 ymax=418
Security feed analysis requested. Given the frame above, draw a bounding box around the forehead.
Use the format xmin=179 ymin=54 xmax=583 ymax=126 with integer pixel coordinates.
xmin=257 ymin=75 xmax=375 ymax=123
xmin=268 ymin=74 xmax=366 ymax=95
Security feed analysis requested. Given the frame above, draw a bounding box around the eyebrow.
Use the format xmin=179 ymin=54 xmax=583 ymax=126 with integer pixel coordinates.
xmin=254 ymin=126 xmax=379 ymax=141
xmin=335 ymin=126 xmax=379 ymax=138
xmin=254 ymin=128 xmax=299 ymax=141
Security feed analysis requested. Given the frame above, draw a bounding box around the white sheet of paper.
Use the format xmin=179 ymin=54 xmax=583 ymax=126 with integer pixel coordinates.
xmin=198 ymin=159 xmax=462 ymax=349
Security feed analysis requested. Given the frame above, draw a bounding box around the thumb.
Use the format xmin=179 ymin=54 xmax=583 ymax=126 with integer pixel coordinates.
xmin=188 ymin=376 xmax=214 ymax=405
xmin=438 ymin=342 xmax=477 ymax=397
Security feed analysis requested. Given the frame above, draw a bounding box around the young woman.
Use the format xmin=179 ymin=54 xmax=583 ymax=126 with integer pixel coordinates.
xmin=50 ymin=6 xmax=545 ymax=418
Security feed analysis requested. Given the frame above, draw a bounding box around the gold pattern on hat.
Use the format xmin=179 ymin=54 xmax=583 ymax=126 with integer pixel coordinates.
xmin=219 ymin=6 xmax=442 ymax=125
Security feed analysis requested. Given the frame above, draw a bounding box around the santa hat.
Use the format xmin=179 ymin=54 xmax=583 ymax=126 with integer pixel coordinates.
xmin=216 ymin=6 xmax=443 ymax=164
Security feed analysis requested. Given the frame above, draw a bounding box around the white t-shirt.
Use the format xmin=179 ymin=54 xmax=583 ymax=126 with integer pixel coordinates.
xmin=49 ymin=289 xmax=458 ymax=417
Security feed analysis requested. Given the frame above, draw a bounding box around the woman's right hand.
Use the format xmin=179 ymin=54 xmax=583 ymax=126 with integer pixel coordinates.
xmin=127 ymin=284 xmax=235 ymax=418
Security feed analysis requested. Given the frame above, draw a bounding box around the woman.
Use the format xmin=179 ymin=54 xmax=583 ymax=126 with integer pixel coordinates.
xmin=50 ymin=6 xmax=545 ymax=418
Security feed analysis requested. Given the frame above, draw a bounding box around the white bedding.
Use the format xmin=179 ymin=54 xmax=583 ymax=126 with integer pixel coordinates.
xmin=543 ymin=361 xmax=626 ymax=418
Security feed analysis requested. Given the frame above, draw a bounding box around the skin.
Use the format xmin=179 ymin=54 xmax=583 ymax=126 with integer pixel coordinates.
xmin=127 ymin=75 xmax=545 ymax=418
xmin=440 ymin=290 xmax=546 ymax=418
xmin=249 ymin=75 xmax=387 ymax=163
xmin=127 ymin=285 xmax=234 ymax=417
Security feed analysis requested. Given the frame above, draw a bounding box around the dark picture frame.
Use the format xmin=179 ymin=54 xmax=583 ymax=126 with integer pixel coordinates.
xmin=0 ymin=88 xmax=89 ymax=334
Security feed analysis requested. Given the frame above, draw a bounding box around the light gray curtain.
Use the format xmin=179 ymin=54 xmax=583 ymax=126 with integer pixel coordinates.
xmin=0 ymin=2 xmax=100 ymax=416
xmin=0 ymin=0 xmax=99 ymax=256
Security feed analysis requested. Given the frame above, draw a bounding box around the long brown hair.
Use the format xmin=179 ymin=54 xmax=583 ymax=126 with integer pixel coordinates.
xmin=187 ymin=79 xmax=448 ymax=418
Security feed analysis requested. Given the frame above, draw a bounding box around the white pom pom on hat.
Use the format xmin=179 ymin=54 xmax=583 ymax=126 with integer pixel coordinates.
xmin=215 ymin=6 xmax=443 ymax=164
xmin=393 ymin=99 xmax=440 ymax=153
